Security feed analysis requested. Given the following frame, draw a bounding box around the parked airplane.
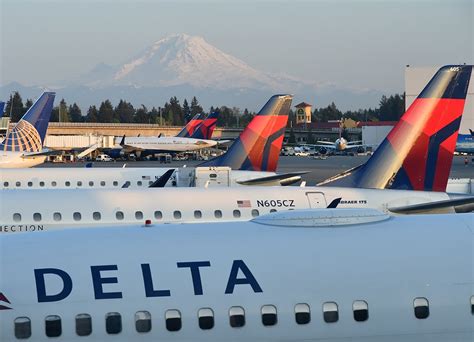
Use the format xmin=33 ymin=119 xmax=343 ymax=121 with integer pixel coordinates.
xmin=455 ymin=129 xmax=474 ymax=154
xmin=320 ymin=65 xmax=472 ymax=192
xmin=113 ymin=111 xmax=222 ymax=158
xmin=2 ymin=184 xmax=473 ymax=233
xmin=175 ymin=113 xmax=206 ymax=138
xmin=0 ymin=92 xmax=56 ymax=168
xmin=0 ymin=95 xmax=298 ymax=188
xmin=312 ymin=134 xmax=365 ymax=154
xmin=1 ymin=209 xmax=473 ymax=341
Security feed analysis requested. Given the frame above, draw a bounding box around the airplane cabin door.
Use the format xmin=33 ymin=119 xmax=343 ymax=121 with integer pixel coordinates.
xmin=306 ymin=192 xmax=327 ymax=208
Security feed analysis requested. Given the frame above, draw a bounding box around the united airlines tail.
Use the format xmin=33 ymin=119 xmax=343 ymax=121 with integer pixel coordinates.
xmin=191 ymin=111 xmax=219 ymax=139
xmin=175 ymin=113 xmax=205 ymax=137
xmin=0 ymin=92 xmax=55 ymax=152
xmin=0 ymin=101 xmax=5 ymax=115
xmin=320 ymin=65 xmax=472 ymax=191
xmin=201 ymin=95 xmax=292 ymax=172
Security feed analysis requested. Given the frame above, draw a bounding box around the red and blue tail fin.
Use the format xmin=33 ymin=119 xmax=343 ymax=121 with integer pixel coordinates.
xmin=320 ymin=65 xmax=472 ymax=191
xmin=175 ymin=113 xmax=205 ymax=138
xmin=191 ymin=111 xmax=219 ymax=139
xmin=201 ymin=94 xmax=292 ymax=171
xmin=0 ymin=92 xmax=55 ymax=152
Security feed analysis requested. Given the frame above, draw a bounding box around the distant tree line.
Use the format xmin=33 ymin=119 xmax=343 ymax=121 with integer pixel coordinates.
xmin=3 ymin=91 xmax=405 ymax=127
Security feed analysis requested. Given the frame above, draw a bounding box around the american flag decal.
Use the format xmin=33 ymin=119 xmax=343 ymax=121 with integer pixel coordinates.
xmin=237 ymin=200 xmax=251 ymax=208
xmin=0 ymin=292 xmax=12 ymax=310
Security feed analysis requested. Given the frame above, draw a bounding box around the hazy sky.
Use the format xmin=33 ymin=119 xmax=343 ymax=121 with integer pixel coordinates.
xmin=1 ymin=0 xmax=473 ymax=94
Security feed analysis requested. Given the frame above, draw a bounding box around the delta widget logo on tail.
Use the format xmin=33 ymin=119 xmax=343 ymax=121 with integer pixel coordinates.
xmin=0 ymin=292 xmax=12 ymax=310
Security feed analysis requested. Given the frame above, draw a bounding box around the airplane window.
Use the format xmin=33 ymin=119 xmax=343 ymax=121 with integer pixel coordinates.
xmin=295 ymin=303 xmax=311 ymax=324
xmin=33 ymin=213 xmax=42 ymax=222
xmin=39 ymin=181 xmax=45 ymax=187
xmin=198 ymin=308 xmax=214 ymax=330
xmin=194 ymin=210 xmax=202 ymax=219
xmin=229 ymin=306 xmax=245 ymax=328
xmin=105 ymin=312 xmax=122 ymax=334
xmin=53 ymin=212 xmax=62 ymax=222
xmin=251 ymin=209 xmax=260 ymax=217
xmin=214 ymin=210 xmax=223 ymax=219
xmin=113 ymin=181 xmax=118 ymax=186
xmin=174 ymin=211 xmax=182 ymax=219
xmin=15 ymin=181 xmax=21 ymax=187
xmin=270 ymin=209 xmax=277 ymax=213
xmin=323 ymin=302 xmax=339 ymax=323
xmin=77 ymin=181 xmax=82 ymax=187
xmin=261 ymin=305 xmax=277 ymax=326
xmin=414 ymin=298 xmax=429 ymax=319
xmin=154 ymin=211 xmax=163 ymax=220
xmin=73 ymin=212 xmax=82 ymax=221
xmin=233 ymin=210 xmax=241 ymax=218
xmin=27 ymin=182 xmax=33 ymax=187
xmin=89 ymin=181 xmax=94 ymax=187
xmin=165 ymin=310 xmax=182 ymax=332
xmin=65 ymin=181 xmax=70 ymax=187
xmin=135 ymin=311 xmax=152 ymax=333
xmin=75 ymin=313 xmax=92 ymax=336
xmin=45 ymin=315 xmax=62 ymax=337
xmin=13 ymin=213 xmax=21 ymax=222
xmin=116 ymin=211 xmax=124 ymax=220
xmin=471 ymin=296 xmax=474 ymax=315
xmin=3 ymin=182 xmax=8 ymax=187
xmin=100 ymin=181 xmax=106 ymax=186
xmin=14 ymin=317 xmax=31 ymax=339
xmin=137 ymin=181 xmax=143 ymax=186
xmin=93 ymin=212 xmax=101 ymax=221
xmin=51 ymin=181 xmax=57 ymax=187
xmin=135 ymin=211 xmax=144 ymax=220
xmin=353 ymin=300 xmax=369 ymax=322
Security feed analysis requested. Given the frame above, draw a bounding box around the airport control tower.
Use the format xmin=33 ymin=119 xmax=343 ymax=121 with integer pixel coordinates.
xmin=295 ymin=102 xmax=312 ymax=125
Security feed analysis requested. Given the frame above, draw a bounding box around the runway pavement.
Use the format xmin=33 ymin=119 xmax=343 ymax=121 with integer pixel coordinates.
xmin=37 ymin=155 xmax=474 ymax=185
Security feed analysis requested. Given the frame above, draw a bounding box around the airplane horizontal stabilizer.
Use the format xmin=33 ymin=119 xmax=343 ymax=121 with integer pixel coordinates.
xmin=388 ymin=196 xmax=474 ymax=214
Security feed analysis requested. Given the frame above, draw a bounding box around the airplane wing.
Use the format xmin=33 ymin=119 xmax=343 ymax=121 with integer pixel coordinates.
xmin=149 ymin=169 xmax=175 ymax=188
xmin=388 ymin=197 xmax=474 ymax=214
xmin=21 ymin=149 xmax=64 ymax=159
xmin=236 ymin=171 xmax=309 ymax=186
xmin=346 ymin=140 xmax=362 ymax=145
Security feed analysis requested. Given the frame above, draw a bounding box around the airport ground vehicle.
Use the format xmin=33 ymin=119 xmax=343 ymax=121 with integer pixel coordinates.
xmin=95 ymin=154 xmax=113 ymax=162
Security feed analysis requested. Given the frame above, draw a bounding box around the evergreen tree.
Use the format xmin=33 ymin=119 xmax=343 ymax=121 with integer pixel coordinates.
xmin=114 ymin=100 xmax=135 ymax=123
xmin=97 ymin=100 xmax=114 ymax=123
xmin=190 ymin=96 xmax=203 ymax=116
xmin=149 ymin=107 xmax=160 ymax=124
xmin=58 ymin=99 xmax=70 ymax=122
xmin=85 ymin=105 xmax=98 ymax=122
xmin=24 ymin=99 xmax=33 ymax=113
xmin=182 ymin=99 xmax=191 ymax=122
xmin=134 ymin=105 xmax=149 ymax=123
xmin=4 ymin=92 xmax=24 ymax=122
xmin=288 ymin=127 xmax=296 ymax=144
xmin=50 ymin=107 xmax=60 ymax=122
xmin=168 ymin=97 xmax=184 ymax=125
xmin=69 ymin=103 xmax=83 ymax=122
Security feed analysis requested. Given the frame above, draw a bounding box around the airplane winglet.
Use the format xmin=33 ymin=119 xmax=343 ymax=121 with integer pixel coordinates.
xmin=119 ymin=135 xmax=126 ymax=146
xmin=149 ymin=169 xmax=175 ymax=188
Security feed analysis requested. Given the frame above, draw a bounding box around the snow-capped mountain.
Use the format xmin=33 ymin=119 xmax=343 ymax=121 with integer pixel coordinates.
xmin=1 ymin=34 xmax=383 ymax=111
xmin=84 ymin=33 xmax=289 ymax=90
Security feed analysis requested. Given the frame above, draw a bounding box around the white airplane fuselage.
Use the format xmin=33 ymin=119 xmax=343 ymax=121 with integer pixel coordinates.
xmin=0 ymin=185 xmax=463 ymax=233
xmin=0 ymin=151 xmax=46 ymax=168
xmin=122 ymin=136 xmax=218 ymax=153
xmin=0 ymin=211 xmax=473 ymax=341
xmin=0 ymin=167 xmax=288 ymax=189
